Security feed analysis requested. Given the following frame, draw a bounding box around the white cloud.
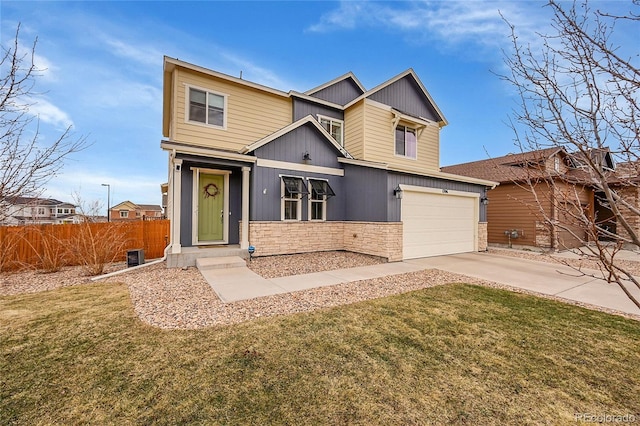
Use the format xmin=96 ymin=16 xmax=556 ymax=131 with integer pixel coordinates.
xmin=25 ymin=97 xmax=74 ymax=129
xmin=308 ymin=1 xmax=545 ymax=52
xmin=96 ymin=32 xmax=162 ymax=68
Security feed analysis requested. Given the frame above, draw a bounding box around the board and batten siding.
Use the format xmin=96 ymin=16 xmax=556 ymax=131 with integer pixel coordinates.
xmin=172 ymin=68 xmax=291 ymax=151
xmin=292 ymin=98 xmax=344 ymax=122
xmin=342 ymin=164 xmax=389 ymax=222
xmin=309 ymin=78 xmax=363 ymax=106
xmin=368 ymin=75 xmax=441 ymax=122
xmin=362 ymin=101 xmax=440 ymax=173
xmin=387 ymin=172 xmax=487 ymax=223
xmin=251 ymin=166 xmax=345 ymax=221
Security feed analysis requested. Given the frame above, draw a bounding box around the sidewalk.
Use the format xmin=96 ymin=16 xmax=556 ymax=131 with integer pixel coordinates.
xmin=201 ymin=261 xmax=424 ymax=303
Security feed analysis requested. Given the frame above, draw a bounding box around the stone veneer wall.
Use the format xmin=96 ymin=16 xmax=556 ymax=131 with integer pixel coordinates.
xmin=535 ymin=221 xmax=553 ymax=249
xmin=478 ymin=222 xmax=488 ymax=252
xmin=245 ymin=221 xmax=403 ymax=261
xmin=245 ymin=221 xmax=485 ymax=261
xmin=342 ymin=222 xmax=403 ymax=262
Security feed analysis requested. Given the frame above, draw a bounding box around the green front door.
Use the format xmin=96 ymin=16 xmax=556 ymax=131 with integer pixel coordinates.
xmin=198 ymin=173 xmax=224 ymax=242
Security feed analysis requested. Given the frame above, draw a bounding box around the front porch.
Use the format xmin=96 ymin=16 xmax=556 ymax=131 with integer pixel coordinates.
xmin=163 ymin=141 xmax=255 ymax=260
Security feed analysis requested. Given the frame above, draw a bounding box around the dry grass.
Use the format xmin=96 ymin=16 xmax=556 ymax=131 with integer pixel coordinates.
xmin=2 ymin=281 xmax=639 ymax=425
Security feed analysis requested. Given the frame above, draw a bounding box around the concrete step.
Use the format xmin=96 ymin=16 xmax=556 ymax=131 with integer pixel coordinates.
xmin=196 ymin=256 xmax=247 ymax=271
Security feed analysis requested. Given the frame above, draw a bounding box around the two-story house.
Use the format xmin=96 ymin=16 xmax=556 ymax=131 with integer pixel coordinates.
xmin=109 ymin=201 xmax=164 ymax=221
xmin=161 ymin=57 xmax=497 ymax=267
xmin=0 ymin=197 xmax=81 ymax=226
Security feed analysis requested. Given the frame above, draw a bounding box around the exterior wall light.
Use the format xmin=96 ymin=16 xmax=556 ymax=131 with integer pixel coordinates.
xmin=394 ymin=185 xmax=403 ymax=199
xmin=480 ymin=196 xmax=489 ymax=205
xmin=303 ymin=152 xmax=312 ymax=162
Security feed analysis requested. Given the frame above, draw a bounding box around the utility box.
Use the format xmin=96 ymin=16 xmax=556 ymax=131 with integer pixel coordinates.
xmin=127 ymin=249 xmax=145 ymax=267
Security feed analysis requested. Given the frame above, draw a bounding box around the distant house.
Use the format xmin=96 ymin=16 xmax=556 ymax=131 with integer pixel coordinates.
xmin=109 ymin=201 xmax=163 ymax=221
xmin=0 ymin=197 xmax=82 ymax=226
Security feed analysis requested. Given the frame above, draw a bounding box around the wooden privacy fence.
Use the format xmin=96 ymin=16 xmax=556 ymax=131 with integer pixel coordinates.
xmin=0 ymin=220 xmax=170 ymax=271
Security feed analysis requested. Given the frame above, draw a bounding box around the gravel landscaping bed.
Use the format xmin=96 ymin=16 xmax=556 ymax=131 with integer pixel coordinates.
xmin=488 ymin=247 xmax=640 ymax=276
xmin=2 ymin=250 xmax=638 ymax=329
xmin=247 ymin=251 xmax=386 ymax=278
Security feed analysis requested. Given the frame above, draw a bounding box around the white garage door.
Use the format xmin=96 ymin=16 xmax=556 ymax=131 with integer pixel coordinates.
xmin=402 ymin=187 xmax=477 ymax=259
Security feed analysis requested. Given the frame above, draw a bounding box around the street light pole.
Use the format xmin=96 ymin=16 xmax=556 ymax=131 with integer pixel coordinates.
xmin=101 ymin=183 xmax=110 ymax=222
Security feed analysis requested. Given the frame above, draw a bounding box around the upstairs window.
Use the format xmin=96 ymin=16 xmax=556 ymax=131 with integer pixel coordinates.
xmin=395 ymin=125 xmax=417 ymax=159
xmin=318 ymin=115 xmax=344 ymax=146
xmin=188 ymin=87 xmax=226 ymax=128
xmin=308 ymin=179 xmax=335 ymax=221
xmin=281 ymin=176 xmax=309 ymax=221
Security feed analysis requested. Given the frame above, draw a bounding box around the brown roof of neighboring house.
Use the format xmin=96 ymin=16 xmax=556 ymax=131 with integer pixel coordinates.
xmin=441 ymin=147 xmax=564 ymax=183
xmin=443 ymin=146 xmax=640 ymax=187
xmin=138 ymin=204 xmax=162 ymax=211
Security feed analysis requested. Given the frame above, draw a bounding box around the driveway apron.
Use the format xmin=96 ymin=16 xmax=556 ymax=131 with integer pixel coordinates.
xmin=406 ymin=252 xmax=640 ymax=316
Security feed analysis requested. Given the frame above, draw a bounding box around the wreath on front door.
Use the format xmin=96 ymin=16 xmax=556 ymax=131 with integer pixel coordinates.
xmin=203 ymin=183 xmax=220 ymax=199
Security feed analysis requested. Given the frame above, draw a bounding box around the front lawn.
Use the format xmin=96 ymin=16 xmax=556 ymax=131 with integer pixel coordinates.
xmin=1 ymin=282 xmax=639 ymax=425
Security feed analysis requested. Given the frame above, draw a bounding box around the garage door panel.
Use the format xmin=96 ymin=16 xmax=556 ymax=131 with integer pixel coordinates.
xmin=402 ymin=191 xmax=477 ymax=259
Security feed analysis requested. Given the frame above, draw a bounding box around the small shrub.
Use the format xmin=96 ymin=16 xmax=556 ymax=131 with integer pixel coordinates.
xmin=69 ymin=220 xmax=128 ymax=276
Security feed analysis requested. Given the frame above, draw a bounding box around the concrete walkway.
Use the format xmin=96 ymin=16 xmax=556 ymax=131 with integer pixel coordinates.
xmin=200 ymin=261 xmax=423 ymax=303
xmin=198 ymin=252 xmax=640 ymax=317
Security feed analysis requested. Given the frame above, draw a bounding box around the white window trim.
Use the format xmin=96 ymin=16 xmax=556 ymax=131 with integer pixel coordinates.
xmin=184 ymin=83 xmax=228 ymax=130
xmin=394 ymin=124 xmax=418 ymax=160
xmin=120 ymin=210 xmax=129 ymax=218
xmin=280 ymin=174 xmax=304 ymax=221
xmin=307 ymin=178 xmax=328 ymax=221
xmin=317 ymin=114 xmax=344 ymax=147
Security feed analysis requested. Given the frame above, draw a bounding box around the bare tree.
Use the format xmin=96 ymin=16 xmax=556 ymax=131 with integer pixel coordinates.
xmin=500 ymin=0 xmax=640 ymax=308
xmin=0 ymin=23 xmax=88 ymax=221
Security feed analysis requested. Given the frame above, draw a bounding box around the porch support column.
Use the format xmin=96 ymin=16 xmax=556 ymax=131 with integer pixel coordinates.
xmin=241 ymin=166 xmax=251 ymax=249
xmin=171 ymin=158 xmax=183 ymax=254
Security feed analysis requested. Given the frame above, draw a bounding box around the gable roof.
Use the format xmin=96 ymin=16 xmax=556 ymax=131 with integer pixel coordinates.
xmin=344 ymin=69 xmax=448 ymax=125
xmin=241 ymin=115 xmax=353 ymax=159
xmin=441 ymin=147 xmax=567 ymax=183
xmin=304 ymin=72 xmax=365 ymax=97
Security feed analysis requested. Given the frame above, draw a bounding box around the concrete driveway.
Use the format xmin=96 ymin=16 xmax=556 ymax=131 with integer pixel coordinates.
xmin=405 ymin=252 xmax=640 ymax=317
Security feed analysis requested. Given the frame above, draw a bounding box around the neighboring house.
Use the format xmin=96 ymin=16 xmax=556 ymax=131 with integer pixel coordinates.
xmin=442 ymin=147 xmax=619 ymax=250
xmin=161 ymin=57 xmax=497 ymax=267
xmin=109 ymin=201 xmax=164 ymax=221
xmin=0 ymin=197 xmax=81 ymax=226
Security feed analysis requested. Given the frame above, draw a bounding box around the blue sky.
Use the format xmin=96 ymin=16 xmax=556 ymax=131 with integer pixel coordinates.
xmin=1 ymin=1 xmax=635 ymax=209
